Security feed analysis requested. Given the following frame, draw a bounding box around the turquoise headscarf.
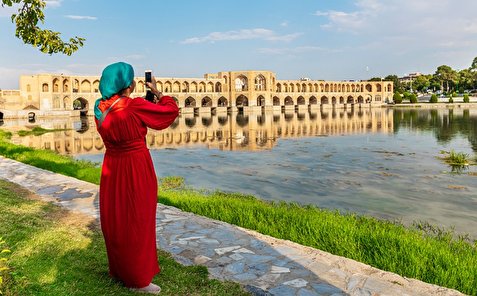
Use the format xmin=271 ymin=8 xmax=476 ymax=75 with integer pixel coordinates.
xmin=94 ymin=62 xmax=135 ymax=120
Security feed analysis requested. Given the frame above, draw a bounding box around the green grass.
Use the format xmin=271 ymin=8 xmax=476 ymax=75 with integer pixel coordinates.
xmin=0 ymin=179 xmax=249 ymax=296
xmin=17 ymin=127 xmax=70 ymax=137
xmin=158 ymin=186 xmax=477 ymax=295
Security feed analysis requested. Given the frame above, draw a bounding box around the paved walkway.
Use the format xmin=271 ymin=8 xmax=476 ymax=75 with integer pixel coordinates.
xmin=0 ymin=156 xmax=463 ymax=296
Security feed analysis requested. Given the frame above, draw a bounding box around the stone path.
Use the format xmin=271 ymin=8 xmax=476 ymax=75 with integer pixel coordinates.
xmin=0 ymin=156 xmax=463 ymax=296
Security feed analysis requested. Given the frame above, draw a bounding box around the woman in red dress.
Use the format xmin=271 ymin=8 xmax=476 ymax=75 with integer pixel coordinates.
xmin=94 ymin=62 xmax=179 ymax=294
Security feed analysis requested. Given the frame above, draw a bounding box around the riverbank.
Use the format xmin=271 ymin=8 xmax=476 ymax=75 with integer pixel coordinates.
xmin=0 ymin=129 xmax=476 ymax=295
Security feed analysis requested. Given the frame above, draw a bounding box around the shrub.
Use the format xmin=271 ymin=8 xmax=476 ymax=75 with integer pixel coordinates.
xmin=463 ymin=93 xmax=470 ymax=103
xmin=448 ymin=95 xmax=453 ymax=103
xmin=429 ymin=94 xmax=438 ymax=103
xmin=393 ymin=93 xmax=402 ymax=104
xmin=409 ymin=93 xmax=418 ymax=103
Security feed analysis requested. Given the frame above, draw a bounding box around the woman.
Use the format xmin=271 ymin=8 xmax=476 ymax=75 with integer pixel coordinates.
xmin=94 ymin=62 xmax=179 ymax=294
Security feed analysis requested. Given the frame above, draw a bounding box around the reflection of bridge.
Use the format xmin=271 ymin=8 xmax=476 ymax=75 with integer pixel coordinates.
xmin=9 ymin=107 xmax=394 ymax=154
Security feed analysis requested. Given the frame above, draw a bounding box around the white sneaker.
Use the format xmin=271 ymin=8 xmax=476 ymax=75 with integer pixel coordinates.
xmin=130 ymin=283 xmax=161 ymax=294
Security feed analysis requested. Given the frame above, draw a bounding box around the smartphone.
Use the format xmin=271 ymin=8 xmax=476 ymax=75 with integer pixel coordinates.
xmin=144 ymin=70 xmax=155 ymax=102
xmin=145 ymin=70 xmax=152 ymax=84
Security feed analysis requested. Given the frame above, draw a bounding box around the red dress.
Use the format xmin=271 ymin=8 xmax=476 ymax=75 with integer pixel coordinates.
xmin=95 ymin=94 xmax=179 ymax=288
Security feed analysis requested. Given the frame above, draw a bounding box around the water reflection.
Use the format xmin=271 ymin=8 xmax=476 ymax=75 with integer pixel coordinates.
xmin=2 ymin=108 xmax=477 ymax=155
xmin=2 ymin=107 xmax=396 ymax=155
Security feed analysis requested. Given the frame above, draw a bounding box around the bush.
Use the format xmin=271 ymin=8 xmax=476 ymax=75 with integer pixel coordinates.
xmin=429 ymin=94 xmax=438 ymax=103
xmin=409 ymin=93 xmax=418 ymax=103
xmin=449 ymin=95 xmax=453 ymax=103
xmin=393 ymin=93 xmax=402 ymax=104
xmin=463 ymin=93 xmax=470 ymax=103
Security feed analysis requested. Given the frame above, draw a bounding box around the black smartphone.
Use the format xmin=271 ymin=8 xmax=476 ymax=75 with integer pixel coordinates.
xmin=145 ymin=70 xmax=155 ymax=102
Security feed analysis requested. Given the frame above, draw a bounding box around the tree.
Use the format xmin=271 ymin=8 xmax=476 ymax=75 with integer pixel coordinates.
xmin=1 ymin=0 xmax=84 ymax=55
xmin=412 ymin=75 xmax=431 ymax=93
xmin=393 ymin=92 xmax=402 ymax=104
xmin=434 ymin=65 xmax=458 ymax=93
xmin=463 ymin=93 xmax=470 ymax=103
xmin=429 ymin=94 xmax=438 ymax=103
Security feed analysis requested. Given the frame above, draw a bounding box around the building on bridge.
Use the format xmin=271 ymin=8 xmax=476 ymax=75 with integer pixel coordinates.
xmin=0 ymin=70 xmax=394 ymax=119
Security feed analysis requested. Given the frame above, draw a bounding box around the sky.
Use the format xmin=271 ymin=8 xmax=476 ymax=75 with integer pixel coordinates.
xmin=1 ymin=0 xmax=477 ymax=89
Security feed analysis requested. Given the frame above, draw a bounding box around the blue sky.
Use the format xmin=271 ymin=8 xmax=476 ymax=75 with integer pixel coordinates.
xmin=1 ymin=0 xmax=477 ymax=89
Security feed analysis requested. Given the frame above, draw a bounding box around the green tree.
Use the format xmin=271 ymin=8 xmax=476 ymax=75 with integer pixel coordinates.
xmin=471 ymin=56 xmax=477 ymax=71
xmin=463 ymin=93 xmax=470 ymax=103
xmin=412 ymin=75 xmax=431 ymax=93
xmin=393 ymin=92 xmax=402 ymax=104
xmin=1 ymin=0 xmax=84 ymax=55
xmin=429 ymin=94 xmax=438 ymax=103
xmin=434 ymin=65 xmax=458 ymax=93
xmin=448 ymin=94 xmax=453 ymax=103
xmin=409 ymin=93 xmax=418 ymax=103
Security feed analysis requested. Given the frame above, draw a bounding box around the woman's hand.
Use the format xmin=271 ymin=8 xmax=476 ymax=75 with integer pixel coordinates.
xmin=146 ymin=77 xmax=163 ymax=100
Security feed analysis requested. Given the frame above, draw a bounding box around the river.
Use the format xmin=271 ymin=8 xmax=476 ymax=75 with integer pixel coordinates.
xmin=3 ymin=107 xmax=477 ymax=238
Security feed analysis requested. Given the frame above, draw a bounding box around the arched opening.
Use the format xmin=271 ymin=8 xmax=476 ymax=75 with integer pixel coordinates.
xmin=325 ymin=84 xmax=330 ymax=92
xmin=190 ymin=82 xmax=197 ymax=92
xmin=185 ymin=97 xmax=196 ymax=107
xmin=273 ymin=96 xmax=280 ymax=106
xmin=297 ymin=96 xmax=305 ymax=105
xmin=235 ymin=75 xmax=248 ymax=91
xmin=182 ymin=82 xmax=189 ymax=92
xmin=42 ymin=83 xmax=49 ymax=92
xmin=284 ymin=96 xmax=294 ymax=105
xmin=63 ymin=97 xmax=70 ymax=109
xmin=387 ymin=84 xmax=392 ymax=92
xmin=215 ymin=82 xmax=222 ymax=92
xmin=137 ymin=81 xmax=145 ymax=93
xmin=201 ymin=96 xmax=212 ymax=107
xmin=339 ymin=96 xmax=344 ymax=104
xmin=53 ymin=78 xmax=60 ymax=92
xmin=93 ymin=80 xmax=99 ymax=93
xmin=62 ymin=79 xmax=69 ymax=92
xmin=358 ymin=96 xmax=364 ymax=103
xmin=218 ymin=97 xmax=228 ymax=107
xmin=276 ymin=83 xmax=282 ymax=92
xmin=28 ymin=112 xmax=36 ymax=123
xmin=377 ymin=84 xmax=382 ymax=92
xmin=365 ymin=84 xmax=372 ymax=92
xmin=0 ymin=112 xmax=4 ymax=121
xmin=173 ymin=81 xmax=181 ymax=92
xmin=206 ymin=82 xmax=214 ymax=92
xmin=347 ymin=96 xmax=354 ymax=104
xmin=320 ymin=96 xmax=329 ymax=105
xmin=26 ymin=84 xmax=31 ymax=92
xmin=236 ymin=95 xmax=248 ymax=106
xmin=81 ymin=80 xmax=91 ymax=93
xmin=332 ymin=97 xmax=337 ymax=105
xmin=73 ymin=97 xmax=89 ymax=115
xmin=254 ymin=74 xmax=266 ymax=91
xmin=309 ymin=96 xmax=317 ymax=105
xmin=257 ymin=95 xmax=266 ymax=106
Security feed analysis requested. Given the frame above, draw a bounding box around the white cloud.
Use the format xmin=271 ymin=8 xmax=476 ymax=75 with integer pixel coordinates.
xmin=65 ymin=15 xmax=97 ymax=20
xmin=181 ymin=28 xmax=301 ymax=44
xmin=280 ymin=21 xmax=289 ymax=27
xmin=45 ymin=0 xmax=62 ymax=8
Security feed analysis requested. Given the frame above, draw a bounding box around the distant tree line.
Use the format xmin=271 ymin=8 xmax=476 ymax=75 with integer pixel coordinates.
xmin=370 ymin=57 xmax=477 ymax=95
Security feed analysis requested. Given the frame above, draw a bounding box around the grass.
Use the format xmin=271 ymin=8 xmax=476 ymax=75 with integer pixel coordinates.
xmin=17 ymin=127 xmax=70 ymax=137
xmin=0 ymin=179 xmax=249 ymax=296
xmin=158 ymin=181 xmax=477 ymax=295
xmin=1 ymin=129 xmax=477 ymax=294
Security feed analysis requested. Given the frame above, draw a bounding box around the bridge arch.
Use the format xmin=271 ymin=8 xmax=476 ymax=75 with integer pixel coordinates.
xmin=201 ymin=96 xmax=212 ymax=107
xmin=73 ymin=97 xmax=88 ymax=115
xmin=185 ymin=97 xmax=196 ymax=107
xmin=236 ymin=95 xmax=248 ymax=106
